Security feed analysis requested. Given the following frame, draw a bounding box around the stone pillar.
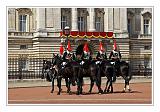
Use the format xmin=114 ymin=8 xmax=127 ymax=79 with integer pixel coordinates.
xmin=36 ymin=8 xmax=46 ymax=31
xmin=46 ymin=8 xmax=53 ymax=28
xmin=140 ymin=14 xmax=144 ymax=34
xmin=8 ymin=8 xmax=16 ymax=31
xmin=88 ymin=8 xmax=96 ymax=31
xmin=114 ymin=8 xmax=120 ymax=30
xmin=120 ymin=8 xmax=127 ymax=32
xmin=34 ymin=8 xmax=47 ymax=37
xmin=71 ymin=8 xmax=78 ymax=31
xmin=108 ymin=8 xmax=114 ymax=31
xmin=53 ymin=8 xmax=61 ymax=31
xmin=104 ymin=8 xmax=109 ymax=32
xmin=149 ymin=18 xmax=152 ymax=34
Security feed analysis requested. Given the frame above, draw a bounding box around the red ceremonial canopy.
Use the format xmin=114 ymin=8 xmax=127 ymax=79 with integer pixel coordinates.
xmin=60 ymin=31 xmax=113 ymax=38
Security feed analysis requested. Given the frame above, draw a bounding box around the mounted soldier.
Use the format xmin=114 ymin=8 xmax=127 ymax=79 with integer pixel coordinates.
xmin=80 ymin=42 xmax=92 ymax=65
xmin=96 ymin=41 xmax=107 ymax=65
xmin=61 ymin=40 xmax=73 ymax=68
xmin=109 ymin=39 xmax=122 ymax=79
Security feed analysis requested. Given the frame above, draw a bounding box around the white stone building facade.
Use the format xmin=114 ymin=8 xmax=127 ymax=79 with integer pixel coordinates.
xmin=8 ymin=8 xmax=152 ymax=73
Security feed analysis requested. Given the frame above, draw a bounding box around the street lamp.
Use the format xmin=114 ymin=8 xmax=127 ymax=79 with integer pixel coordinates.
xmin=64 ymin=26 xmax=70 ymax=50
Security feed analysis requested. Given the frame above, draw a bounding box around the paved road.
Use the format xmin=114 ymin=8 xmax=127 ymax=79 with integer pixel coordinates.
xmin=8 ymin=82 xmax=152 ymax=104
xmin=8 ymin=76 xmax=152 ymax=88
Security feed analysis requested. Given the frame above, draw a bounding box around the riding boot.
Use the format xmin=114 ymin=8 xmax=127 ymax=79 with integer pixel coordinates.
xmin=112 ymin=67 xmax=116 ymax=82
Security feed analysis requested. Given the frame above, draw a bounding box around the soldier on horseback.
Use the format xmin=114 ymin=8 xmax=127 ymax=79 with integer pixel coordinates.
xmin=96 ymin=41 xmax=107 ymax=65
xmin=81 ymin=43 xmax=92 ymax=65
xmin=109 ymin=40 xmax=122 ymax=79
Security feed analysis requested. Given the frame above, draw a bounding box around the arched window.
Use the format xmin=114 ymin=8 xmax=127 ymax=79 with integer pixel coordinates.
xmin=16 ymin=8 xmax=33 ymax=32
xmin=19 ymin=15 xmax=27 ymax=32
xmin=142 ymin=11 xmax=152 ymax=35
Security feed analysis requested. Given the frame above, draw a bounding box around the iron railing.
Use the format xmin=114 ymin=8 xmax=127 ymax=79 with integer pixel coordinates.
xmin=8 ymin=57 xmax=152 ymax=80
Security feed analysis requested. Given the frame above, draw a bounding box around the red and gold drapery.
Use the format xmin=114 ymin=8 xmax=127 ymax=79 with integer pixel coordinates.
xmin=60 ymin=31 xmax=113 ymax=38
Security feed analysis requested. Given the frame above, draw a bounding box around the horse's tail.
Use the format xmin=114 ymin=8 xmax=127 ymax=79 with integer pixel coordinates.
xmin=126 ymin=63 xmax=132 ymax=81
xmin=122 ymin=62 xmax=132 ymax=82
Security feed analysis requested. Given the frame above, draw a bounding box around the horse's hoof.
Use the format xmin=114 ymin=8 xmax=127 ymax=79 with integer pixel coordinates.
xmin=107 ymin=90 xmax=110 ymax=93
xmin=98 ymin=92 xmax=102 ymax=95
xmin=76 ymin=92 xmax=80 ymax=95
xmin=122 ymin=90 xmax=126 ymax=93
xmin=128 ymin=89 xmax=132 ymax=92
xmin=69 ymin=92 xmax=72 ymax=95
xmin=88 ymin=90 xmax=92 ymax=93
xmin=51 ymin=91 xmax=53 ymax=93
xmin=57 ymin=93 xmax=60 ymax=95
xmin=98 ymin=90 xmax=103 ymax=94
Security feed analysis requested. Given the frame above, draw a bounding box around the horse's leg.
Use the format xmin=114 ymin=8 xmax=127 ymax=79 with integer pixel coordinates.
xmin=51 ymin=78 xmax=54 ymax=93
xmin=41 ymin=68 xmax=45 ymax=79
xmin=65 ymin=78 xmax=69 ymax=93
xmin=67 ymin=78 xmax=72 ymax=95
xmin=93 ymin=75 xmax=103 ymax=94
xmin=57 ymin=77 xmax=62 ymax=95
xmin=108 ymin=80 xmax=113 ymax=93
xmin=104 ymin=78 xmax=110 ymax=93
xmin=112 ymin=66 xmax=117 ymax=82
xmin=124 ymin=79 xmax=131 ymax=92
xmin=88 ymin=77 xmax=94 ymax=93
xmin=76 ymin=78 xmax=81 ymax=95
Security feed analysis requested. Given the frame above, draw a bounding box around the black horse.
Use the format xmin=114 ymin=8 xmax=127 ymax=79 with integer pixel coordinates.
xmin=42 ymin=60 xmax=55 ymax=82
xmin=52 ymin=55 xmax=79 ymax=95
xmin=42 ymin=59 xmax=57 ymax=93
xmin=117 ymin=61 xmax=132 ymax=92
xmin=99 ymin=60 xmax=115 ymax=93
xmin=76 ymin=59 xmax=103 ymax=95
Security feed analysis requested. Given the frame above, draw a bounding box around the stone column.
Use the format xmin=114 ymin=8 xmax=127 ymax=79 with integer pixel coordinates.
xmin=8 ymin=8 xmax=16 ymax=31
xmin=53 ymin=8 xmax=61 ymax=31
xmin=36 ymin=8 xmax=46 ymax=31
xmin=149 ymin=18 xmax=152 ymax=34
xmin=71 ymin=8 xmax=78 ymax=31
xmin=104 ymin=8 xmax=109 ymax=32
xmin=114 ymin=8 xmax=120 ymax=30
xmin=120 ymin=8 xmax=127 ymax=32
xmin=108 ymin=8 xmax=114 ymax=31
xmin=46 ymin=8 xmax=53 ymax=28
xmin=88 ymin=8 xmax=96 ymax=31
xmin=34 ymin=8 xmax=47 ymax=37
xmin=140 ymin=14 xmax=144 ymax=34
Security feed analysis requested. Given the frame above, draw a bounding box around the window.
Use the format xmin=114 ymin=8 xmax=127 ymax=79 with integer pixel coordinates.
xmin=19 ymin=59 xmax=29 ymax=71
xmin=144 ymin=45 xmax=151 ymax=50
xmin=127 ymin=19 xmax=131 ymax=34
xmin=144 ymin=19 xmax=149 ymax=35
xmin=78 ymin=17 xmax=85 ymax=31
xmin=61 ymin=16 xmax=67 ymax=30
xmin=95 ymin=17 xmax=102 ymax=32
xmin=20 ymin=45 xmax=27 ymax=49
xmin=19 ymin=15 xmax=27 ymax=32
